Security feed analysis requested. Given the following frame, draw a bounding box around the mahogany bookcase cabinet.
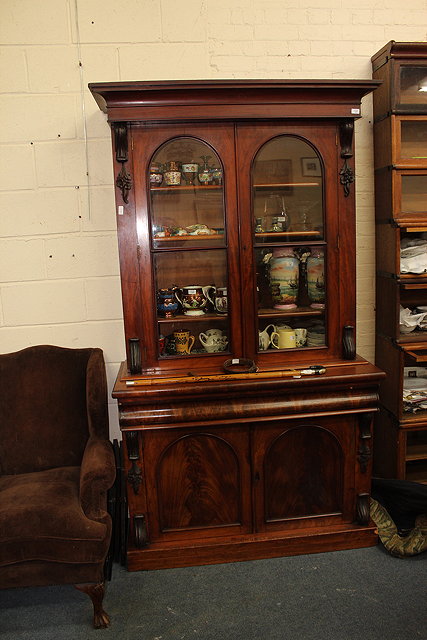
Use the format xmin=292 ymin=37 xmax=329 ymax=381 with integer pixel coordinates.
xmin=90 ymin=80 xmax=384 ymax=570
xmin=372 ymin=42 xmax=427 ymax=484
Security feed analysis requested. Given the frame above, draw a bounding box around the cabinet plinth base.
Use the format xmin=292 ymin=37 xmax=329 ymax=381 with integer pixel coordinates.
xmin=125 ymin=524 xmax=378 ymax=571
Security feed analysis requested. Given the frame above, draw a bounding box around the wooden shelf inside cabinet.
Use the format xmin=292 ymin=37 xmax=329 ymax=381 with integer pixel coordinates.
xmin=406 ymin=443 xmax=427 ymax=462
xmin=158 ymin=313 xmax=227 ymax=324
xmin=401 ymin=412 xmax=427 ymax=428
xmin=395 ymin=217 xmax=427 ymax=227
xmin=259 ymin=306 xmax=323 ymax=319
xmin=400 ymin=275 xmax=427 ymax=288
xmin=255 ymin=231 xmax=321 ymax=239
xmin=153 ymin=234 xmax=224 ymax=243
xmin=253 ymin=182 xmax=320 ymax=188
xmin=399 ymin=224 xmax=427 ymax=233
xmin=398 ymin=331 xmax=427 ymax=344
xmin=150 ymin=185 xmax=222 ymax=192
xmin=404 ymin=348 xmax=427 ymax=363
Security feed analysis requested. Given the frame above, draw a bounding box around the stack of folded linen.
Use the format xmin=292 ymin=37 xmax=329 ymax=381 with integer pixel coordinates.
xmin=401 ymin=237 xmax=427 ymax=274
xmin=403 ymin=367 xmax=427 ymax=413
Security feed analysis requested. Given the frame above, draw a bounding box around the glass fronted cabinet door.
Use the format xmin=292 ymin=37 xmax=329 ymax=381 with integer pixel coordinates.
xmin=236 ymin=123 xmax=341 ymax=365
xmin=132 ymin=124 xmax=243 ymax=372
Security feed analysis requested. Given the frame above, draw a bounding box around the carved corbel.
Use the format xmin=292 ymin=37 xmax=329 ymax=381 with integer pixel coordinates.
xmin=339 ymin=120 xmax=354 ymax=197
xmin=357 ymin=413 xmax=373 ymax=473
xmin=113 ymin=123 xmax=132 ymax=204
xmin=125 ymin=430 xmax=142 ymax=495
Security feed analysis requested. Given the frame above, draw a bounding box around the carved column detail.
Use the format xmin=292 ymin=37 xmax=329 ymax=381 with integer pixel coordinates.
xmin=113 ymin=123 xmax=132 ymax=204
xmin=342 ymin=325 xmax=356 ymax=360
xmin=134 ymin=514 xmax=149 ymax=549
xmin=357 ymin=413 xmax=373 ymax=473
xmin=356 ymin=493 xmax=370 ymax=525
xmin=339 ymin=120 xmax=354 ymax=197
xmin=125 ymin=430 xmax=142 ymax=495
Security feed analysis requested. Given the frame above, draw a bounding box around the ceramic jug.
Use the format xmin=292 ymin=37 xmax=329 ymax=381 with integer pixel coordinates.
xmin=258 ymin=324 xmax=276 ymax=350
xmin=175 ymin=285 xmax=215 ymax=316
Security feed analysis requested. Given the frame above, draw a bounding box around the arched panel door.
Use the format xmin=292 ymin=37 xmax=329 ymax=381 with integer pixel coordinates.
xmin=142 ymin=424 xmax=252 ymax=542
xmin=264 ymin=425 xmax=343 ymax=521
xmin=252 ymin=416 xmax=353 ymax=533
xmin=157 ymin=433 xmax=241 ymax=531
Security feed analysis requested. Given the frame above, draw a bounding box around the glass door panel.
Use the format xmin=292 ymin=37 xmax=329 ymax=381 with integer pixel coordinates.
xmin=398 ymin=65 xmax=427 ymax=109
xmin=154 ymin=250 xmax=230 ymax=358
xmin=252 ymin=136 xmax=326 ymax=353
xmin=401 ymin=174 xmax=427 ymax=214
xmin=149 ymin=136 xmax=231 ymax=360
xmin=150 ymin=138 xmax=225 ymax=249
xmin=252 ymin=136 xmax=324 ymax=243
xmin=400 ymin=119 xmax=427 ymax=161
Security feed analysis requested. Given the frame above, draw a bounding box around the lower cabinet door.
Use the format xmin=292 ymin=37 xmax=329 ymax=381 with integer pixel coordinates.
xmin=252 ymin=416 xmax=357 ymax=533
xmin=142 ymin=425 xmax=252 ymax=543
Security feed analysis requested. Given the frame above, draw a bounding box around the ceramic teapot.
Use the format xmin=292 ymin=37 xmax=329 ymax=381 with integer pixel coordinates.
xmin=199 ymin=329 xmax=228 ymax=353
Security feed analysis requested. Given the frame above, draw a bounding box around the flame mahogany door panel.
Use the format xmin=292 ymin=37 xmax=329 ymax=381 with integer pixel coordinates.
xmin=252 ymin=416 xmax=357 ymax=534
xmin=142 ymin=425 xmax=252 ymax=543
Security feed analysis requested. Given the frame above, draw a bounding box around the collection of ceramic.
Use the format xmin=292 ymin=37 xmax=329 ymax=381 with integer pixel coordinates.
xmin=258 ymin=324 xmax=313 ymax=350
xmin=150 ymin=155 xmax=223 ymax=187
xmin=159 ymin=328 xmax=228 ymax=355
xmin=156 ymin=250 xmax=325 ymax=355
xmin=153 ymin=223 xmax=223 ymax=239
xmin=258 ymin=321 xmax=325 ymax=350
xmin=157 ymin=285 xmax=228 ymax=318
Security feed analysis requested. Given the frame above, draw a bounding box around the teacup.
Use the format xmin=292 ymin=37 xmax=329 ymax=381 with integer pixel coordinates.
xmin=173 ymin=330 xmax=195 ymax=354
xmin=271 ymin=327 xmax=296 ymax=349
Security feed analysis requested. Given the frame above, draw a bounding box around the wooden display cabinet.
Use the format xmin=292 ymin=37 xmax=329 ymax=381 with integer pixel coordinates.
xmin=373 ymin=42 xmax=427 ymax=485
xmin=90 ymin=80 xmax=384 ymax=570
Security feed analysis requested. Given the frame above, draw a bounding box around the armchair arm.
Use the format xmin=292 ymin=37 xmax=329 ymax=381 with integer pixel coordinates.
xmin=80 ymin=437 xmax=116 ymax=521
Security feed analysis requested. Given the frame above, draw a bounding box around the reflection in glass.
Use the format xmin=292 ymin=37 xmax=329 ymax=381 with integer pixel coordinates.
xmin=399 ymin=66 xmax=427 ymax=106
xmin=255 ymin=245 xmax=327 ymax=352
xmin=401 ymin=175 xmax=427 ymax=214
xmin=400 ymin=121 xmax=427 ymax=160
xmin=150 ymin=137 xmax=225 ymax=249
xmin=252 ymin=136 xmax=324 ymax=243
xmin=154 ymin=249 xmax=230 ymax=358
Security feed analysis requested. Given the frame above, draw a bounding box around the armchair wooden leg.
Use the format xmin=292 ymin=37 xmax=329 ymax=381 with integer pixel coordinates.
xmin=74 ymin=582 xmax=110 ymax=628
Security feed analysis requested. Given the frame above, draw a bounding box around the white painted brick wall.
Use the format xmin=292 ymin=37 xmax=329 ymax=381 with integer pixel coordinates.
xmin=1 ymin=0 xmax=426 ymax=438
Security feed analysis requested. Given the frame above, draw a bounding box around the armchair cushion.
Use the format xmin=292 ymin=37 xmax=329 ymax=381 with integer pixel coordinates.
xmin=0 ymin=466 xmax=111 ymax=568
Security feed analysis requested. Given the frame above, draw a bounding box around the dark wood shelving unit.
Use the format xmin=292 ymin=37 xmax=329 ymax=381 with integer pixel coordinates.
xmin=373 ymin=41 xmax=427 ymax=484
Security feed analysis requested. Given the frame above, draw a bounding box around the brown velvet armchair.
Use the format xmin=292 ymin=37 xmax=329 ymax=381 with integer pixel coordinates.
xmin=0 ymin=345 xmax=116 ymax=628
